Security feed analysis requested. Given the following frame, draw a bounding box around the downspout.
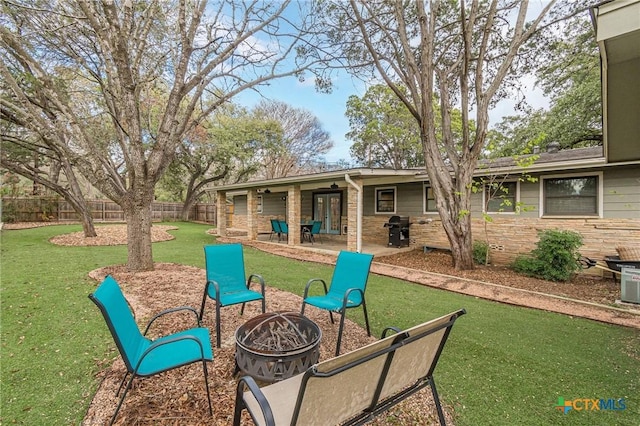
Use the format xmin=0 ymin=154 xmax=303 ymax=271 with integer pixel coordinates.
xmin=344 ymin=174 xmax=362 ymax=253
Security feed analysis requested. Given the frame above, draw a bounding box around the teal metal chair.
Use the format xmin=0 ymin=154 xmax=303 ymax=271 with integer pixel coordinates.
xmin=269 ymin=219 xmax=282 ymax=242
xmin=89 ymin=275 xmax=213 ymax=426
xmin=278 ymin=220 xmax=289 ymax=242
xmin=309 ymin=220 xmax=322 ymax=244
xmin=199 ymin=243 xmax=266 ymax=347
xmin=301 ymin=251 xmax=374 ymax=355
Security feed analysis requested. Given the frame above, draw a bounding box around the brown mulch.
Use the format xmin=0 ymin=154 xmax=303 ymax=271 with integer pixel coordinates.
xmin=49 ymin=224 xmax=178 ymax=246
xmin=84 ymin=264 xmax=447 ymax=426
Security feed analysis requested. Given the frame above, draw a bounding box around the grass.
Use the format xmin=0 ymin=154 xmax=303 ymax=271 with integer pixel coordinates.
xmin=1 ymin=222 xmax=639 ymax=425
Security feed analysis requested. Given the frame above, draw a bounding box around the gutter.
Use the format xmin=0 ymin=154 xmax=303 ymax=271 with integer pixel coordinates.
xmin=344 ymin=173 xmax=363 ymax=253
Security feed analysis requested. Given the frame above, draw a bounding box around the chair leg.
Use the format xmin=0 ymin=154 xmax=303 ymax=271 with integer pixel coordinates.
xmin=115 ymin=371 xmax=129 ymax=397
xmin=335 ymin=310 xmax=346 ymax=356
xmin=362 ymin=299 xmax=371 ymax=337
xmin=199 ymin=288 xmax=208 ymax=321
xmin=216 ymin=303 xmax=222 ymax=348
xmin=202 ymin=360 xmax=213 ymax=416
xmin=328 ymin=311 xmax=335 ymax=324
xmin=429 ymin=377 xmax=447 ymax=426
xmin=110 ymin=373 xmax=136 ymax=426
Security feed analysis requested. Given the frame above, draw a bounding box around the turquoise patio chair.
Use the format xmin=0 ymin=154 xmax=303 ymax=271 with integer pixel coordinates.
xmin=269 ymin=218 xmax=282 ymax=242
xmin=199 ymin=243 xmax=266 ymax=347
xmin=89 ymin=275 xmax=213 ymax=426
xmin=278 ymin=220 xmax=289 ymax=240
xmin=301 ymin=251 xmax=374 ymax=355
xmin=278 ymin=220 xmax=289 ymax=242
xmin=309 ymin=220 xmax=322 ymax=244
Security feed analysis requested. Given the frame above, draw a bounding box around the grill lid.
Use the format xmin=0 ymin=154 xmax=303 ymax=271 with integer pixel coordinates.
xmin=385 ymin=215 xmax=410 ymax=227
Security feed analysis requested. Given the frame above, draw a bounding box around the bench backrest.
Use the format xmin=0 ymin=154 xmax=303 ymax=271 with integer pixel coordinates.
xmin=291 ymin=309 xmax=466 ymax=425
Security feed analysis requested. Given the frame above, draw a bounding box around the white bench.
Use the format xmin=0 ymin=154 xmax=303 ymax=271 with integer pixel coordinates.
xmin=233 ymin=309 xmax=466 ymax=426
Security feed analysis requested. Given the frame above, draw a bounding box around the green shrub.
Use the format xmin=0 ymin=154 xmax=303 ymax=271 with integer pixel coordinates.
xmin=512 ymin=229 xmax=583 ymax=282
xmin=473 ymin=240 xmax=489 ymax=265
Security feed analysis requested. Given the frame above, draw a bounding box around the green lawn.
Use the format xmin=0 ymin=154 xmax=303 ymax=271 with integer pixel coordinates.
xmin=1 ymin=222 xmax=638 ymax=425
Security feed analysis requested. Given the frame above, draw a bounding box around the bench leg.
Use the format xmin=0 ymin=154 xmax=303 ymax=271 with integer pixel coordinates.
xmin=429 ymin=377 xmax=447 ymax=426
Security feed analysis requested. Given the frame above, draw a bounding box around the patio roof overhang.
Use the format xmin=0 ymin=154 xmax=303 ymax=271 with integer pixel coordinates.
xmin=209 ymin=168 xmax=424 ymax=194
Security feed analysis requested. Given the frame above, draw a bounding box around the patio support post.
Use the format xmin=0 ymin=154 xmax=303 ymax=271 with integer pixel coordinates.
xmin=216 ymin=191 xmax=227 ymax=237
xmin=345 ymin=174 xmax=362 ymax=253
xmin=288 ymin=185 xmax=301 ymax=245
xmin=246 ymin=189 xmax=259 ymax=241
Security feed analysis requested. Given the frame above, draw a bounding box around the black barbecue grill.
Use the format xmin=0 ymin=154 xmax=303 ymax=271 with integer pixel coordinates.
xmin=384 ymin=215 xmax=410 ymax=247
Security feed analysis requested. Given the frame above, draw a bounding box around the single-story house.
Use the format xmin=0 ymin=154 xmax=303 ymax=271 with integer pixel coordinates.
xmin=210 ymin=0 xmax=640 ymax=275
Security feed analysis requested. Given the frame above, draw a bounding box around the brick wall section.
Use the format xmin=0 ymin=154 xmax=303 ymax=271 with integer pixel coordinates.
xmin=363 ymin=214 xmax=640 ymax=274
xmin=287 ymin=186 xmax=301 ymax=245
xmin=233 ymin=214 xmax=287 ymax=234
xmin=346 ymin=178 xmax=361 ymax=252
xmin=246 ymin=190 xmax=258 ymax=240
xmin=217 ymin=192 xmax=227 ymax=236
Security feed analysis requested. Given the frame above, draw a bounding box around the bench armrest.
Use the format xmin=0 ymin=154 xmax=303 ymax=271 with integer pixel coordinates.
xmin=234 ymin=376 xmax=275 ymax=426
xmin=381 ymin=326 xmax=402 ymax=338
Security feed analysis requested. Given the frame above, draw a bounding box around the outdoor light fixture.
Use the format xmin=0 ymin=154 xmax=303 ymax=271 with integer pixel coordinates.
xmin=264 ymin=189 xmax=271 ymax=194
xmin=330 ymin=182 xmax=339 ymax=190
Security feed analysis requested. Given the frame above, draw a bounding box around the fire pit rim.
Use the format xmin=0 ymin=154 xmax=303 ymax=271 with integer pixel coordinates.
xmin=235 ymin=311 xmax=322 ymax=356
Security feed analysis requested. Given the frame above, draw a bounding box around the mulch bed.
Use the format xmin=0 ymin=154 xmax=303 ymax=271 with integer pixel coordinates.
xmin=83 ymin=264 xmax=450 ymax=425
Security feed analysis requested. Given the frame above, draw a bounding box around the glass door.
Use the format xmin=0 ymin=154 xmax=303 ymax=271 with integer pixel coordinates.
xmin=314 ymin=193 xmax=342 ymax=234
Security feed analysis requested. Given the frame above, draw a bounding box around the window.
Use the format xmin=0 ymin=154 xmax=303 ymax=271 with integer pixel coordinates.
xmin=423 ymin=185 xmax=438 ymax=213
xmin=257 ymin=195 xmax=263 ymax=213
xmin=375 ymin=187 xmax=396 ymax=213
xmin=542 ymin=174 xmax=601 ymax=217
xmin=485 ymin=181 xmax=518 ymax=213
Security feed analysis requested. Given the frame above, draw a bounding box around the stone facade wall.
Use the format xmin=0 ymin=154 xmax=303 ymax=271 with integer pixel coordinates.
xmin=232 ymin=214 xmax=283 ymax=234
xmin=362 ymin=214 xmax=640 ymax=275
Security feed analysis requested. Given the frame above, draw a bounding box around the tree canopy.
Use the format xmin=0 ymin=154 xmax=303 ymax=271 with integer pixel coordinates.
xmin=488 ymin=11 xmax=602 ymax=157
xmin=251 ymin=100 xmax=333 ymax=178
xmin=1 ymin=0 xmax=327 ymax=271
xmin=319 ymin=0 xmax=561 ymax=269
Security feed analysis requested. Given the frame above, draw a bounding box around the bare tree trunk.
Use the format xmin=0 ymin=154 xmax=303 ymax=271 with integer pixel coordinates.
xmin=123 ymin=189 xmax=155 ymax=272
xmin=181 ymin=198 xmax=195 ymax=221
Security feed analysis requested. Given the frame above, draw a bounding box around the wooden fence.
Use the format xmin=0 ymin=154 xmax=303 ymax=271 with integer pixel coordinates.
xmin=1 ymin=197 xmax=216 ymax=224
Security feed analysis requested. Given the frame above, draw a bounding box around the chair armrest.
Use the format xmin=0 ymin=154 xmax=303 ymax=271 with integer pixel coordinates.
xmin=143 ymin=306 xmax=201 ymax=335
xmin=236 ymin=376 xmax=275 ymax=426
xmin=247 ymin=274 xmax=266 ymax=295
xmin=302 ymin=278 xmax=328 ymax=299
xmin=134 ymin=333 xmax=209 ymax=374
xmin=342 ymin=287 xmax=365 ymax=308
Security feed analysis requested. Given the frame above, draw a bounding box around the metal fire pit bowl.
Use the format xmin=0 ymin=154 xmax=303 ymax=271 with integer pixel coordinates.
xmin=235 ymin=311 xmax=321 ymax=383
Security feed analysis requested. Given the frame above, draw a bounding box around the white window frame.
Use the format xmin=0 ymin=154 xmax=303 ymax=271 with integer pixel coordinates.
xmin=539 ymin=172 xmax=603 ymax=218
xmin=375 ymin=186 xmax=397 ymax=214
xmin=422 ymin=184 xmax=439 ymax=214
xmin=483 ymin=180 xmax=520 ymax=214
xmin=257 ymin=195 xmax=263 ymax=213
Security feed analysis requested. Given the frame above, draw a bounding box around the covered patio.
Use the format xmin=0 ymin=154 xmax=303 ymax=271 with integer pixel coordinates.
xmin=210 ymin=169 xmax=424 ymax=254
xmin=220 ymin=226 xmax=417 ymax=258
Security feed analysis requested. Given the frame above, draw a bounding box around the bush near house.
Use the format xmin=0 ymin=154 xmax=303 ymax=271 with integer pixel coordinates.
xmin=512 ymin=229 xmax=584 ymax=282
xmin=473 ymin=240 xmax=490 ymax=265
